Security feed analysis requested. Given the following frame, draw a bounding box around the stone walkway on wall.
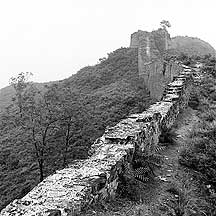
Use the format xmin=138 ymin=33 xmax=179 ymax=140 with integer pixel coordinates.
xmin=81 ymin=107 xmax=201 ymax=216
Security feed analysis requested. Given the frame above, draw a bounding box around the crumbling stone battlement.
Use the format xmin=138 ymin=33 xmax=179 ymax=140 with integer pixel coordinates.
xmin=0 ymin=64 xmax=195 ymax=216
xmin=130 ymin=29 xmax=183 ymax=99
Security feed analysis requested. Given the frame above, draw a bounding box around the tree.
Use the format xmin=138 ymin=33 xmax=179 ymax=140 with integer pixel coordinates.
xmin=160 ymin=20 xmax=171 ymax=30
xmin=159 ymin=20 xmax=171 ymax=51
xmin=9 ymin=72 xmax=32 ymax=117
xmin=9 ymin=73 xmax=61 ymax=182
xmin=8 ymin=72 xmax=89 ymax=180
xmin=44 ymin=84 xmax=88 ymax=167
xmin=21 ymin=85 xmax=60 ymax=181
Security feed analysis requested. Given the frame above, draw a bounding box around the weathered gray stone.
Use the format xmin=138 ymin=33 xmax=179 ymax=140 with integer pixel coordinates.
xmin=130 ymin=29 xmax=183 ymax=99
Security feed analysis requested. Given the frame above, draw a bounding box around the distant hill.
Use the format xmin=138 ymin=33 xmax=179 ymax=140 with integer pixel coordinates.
xmin=171 ymin=36 xmax=215 ymax=57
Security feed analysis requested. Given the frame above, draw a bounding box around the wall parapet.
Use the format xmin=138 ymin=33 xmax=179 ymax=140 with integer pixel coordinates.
xmin=130 ymin=29 xmax=183 ymax=100
xmin=1 ymin=64 xmax=195 ymax=216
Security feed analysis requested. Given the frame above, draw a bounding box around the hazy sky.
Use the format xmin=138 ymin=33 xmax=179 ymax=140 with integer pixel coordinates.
xmin=0 ymin=0 xmax=215 ymax=89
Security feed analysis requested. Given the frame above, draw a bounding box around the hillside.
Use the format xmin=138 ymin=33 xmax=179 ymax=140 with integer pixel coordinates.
xmin=0 ymin=47 xmax=154 ymax=210
xmin=1 ymin=36 xmax=214 ymax=114
xmin=171 ymin=36 xmax=215 ymax=57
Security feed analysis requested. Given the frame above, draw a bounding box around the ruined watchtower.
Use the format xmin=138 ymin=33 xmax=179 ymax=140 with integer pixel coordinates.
xmin=130 ymin=29 xmax=181 ymax=99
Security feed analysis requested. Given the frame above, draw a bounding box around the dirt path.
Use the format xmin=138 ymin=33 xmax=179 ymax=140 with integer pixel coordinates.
xmin=146 ymin=107 xmax=201 ymax=215
xmin=83 ymin=108 xmax=201 ymax=216
xmin=155 ymin=107 xmax=199 ymax=194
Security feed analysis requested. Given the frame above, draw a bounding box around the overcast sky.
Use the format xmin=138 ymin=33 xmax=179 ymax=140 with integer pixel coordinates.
xmin=0 ymin=0 xmax=215 ymax=89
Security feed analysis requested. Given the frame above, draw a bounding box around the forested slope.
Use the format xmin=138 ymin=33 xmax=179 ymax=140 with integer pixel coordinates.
xmin=0 ymin=47 xmax=154 ymax=210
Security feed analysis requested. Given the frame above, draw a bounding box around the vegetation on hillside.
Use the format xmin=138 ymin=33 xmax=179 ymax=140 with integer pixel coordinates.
xmin=171 ymin=36 xmax=215 ymax=57
xmin=0 ymin=47 xmax=154 ymax=210
xmin=178 ymin=56 xmax=216 ymax=215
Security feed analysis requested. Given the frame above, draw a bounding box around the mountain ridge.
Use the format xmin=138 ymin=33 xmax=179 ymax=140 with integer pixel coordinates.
xmin=1 ymin=35 xmax=215 ymax=113
xmin=170 ymin=35 xmax=215 ymax=56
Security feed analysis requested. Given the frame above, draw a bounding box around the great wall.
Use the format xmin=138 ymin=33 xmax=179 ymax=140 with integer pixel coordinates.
xmin=0 ymin=29 xmax=199 ymax=216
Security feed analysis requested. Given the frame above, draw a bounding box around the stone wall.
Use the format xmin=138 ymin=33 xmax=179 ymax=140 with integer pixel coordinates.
xmin=130 ymin=29 xmax=180 ymax=100
xmin=0 ymin=64 xmax=194 ymax=216
xmin=141 ymin=60 xmax=182 ymax=99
